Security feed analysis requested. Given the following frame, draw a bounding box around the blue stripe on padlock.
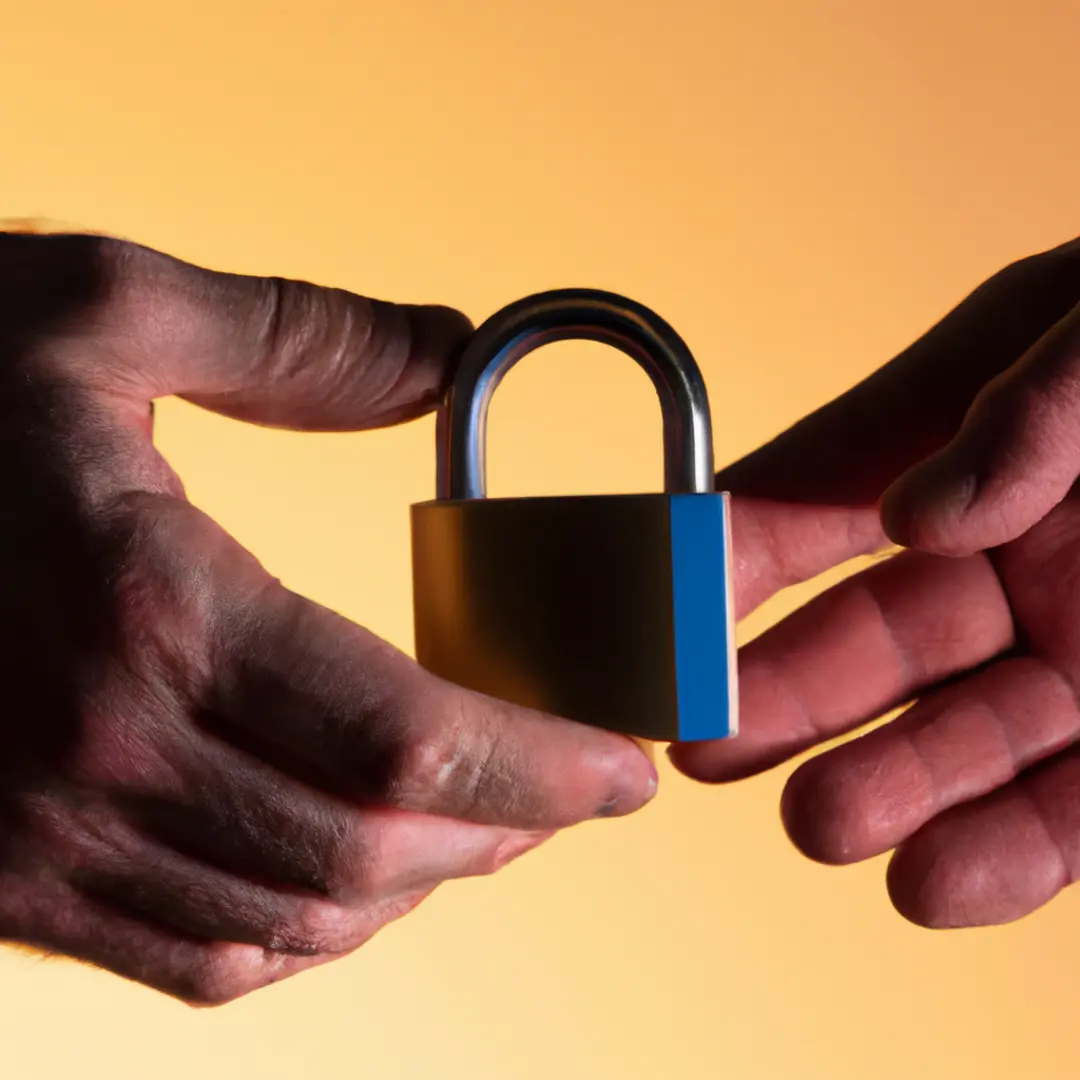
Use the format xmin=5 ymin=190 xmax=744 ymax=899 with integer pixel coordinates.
xmin=669 ymin=492 xmax=738 ymax=742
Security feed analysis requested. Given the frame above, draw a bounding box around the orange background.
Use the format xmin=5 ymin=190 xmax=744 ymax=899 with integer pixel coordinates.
xmin=2 ymin=2 xmax=1079 ymax=1078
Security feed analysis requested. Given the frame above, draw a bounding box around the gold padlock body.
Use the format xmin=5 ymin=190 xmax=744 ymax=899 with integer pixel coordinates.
xmin=411 ymin=493 xmax=689 ymax=741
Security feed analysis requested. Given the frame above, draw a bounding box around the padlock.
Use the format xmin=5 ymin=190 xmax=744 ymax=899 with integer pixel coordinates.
xmin=409 ymin=288 xmax=737 ymax=743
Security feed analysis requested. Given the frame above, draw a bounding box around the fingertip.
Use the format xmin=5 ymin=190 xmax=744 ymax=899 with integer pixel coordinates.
xmin=884 ymin=820 xmax=1064 ymax=931
xmin=665 ymin=738 xmax=750 ymax=784
xmin=779 ymin=760 xmax=840 ymax=864
xmin=880 ymin=457 xmax=981 ymax=556
xmin=885 ymin=838 xmax=955 ymax=929
xmin=376 ymin=302 xmax=475 ymax=422
xmin=413 ymin=675 xmax=663 ymax=828
xmin=664 ymin=740 xmax=718 ymax=783
xmin=404 ymin=302 xmax=474 ymax=358
xmin=602 ymin=735 xmax=659 ymax=816
xmin=779 ymin=757 xmax=883 ymax=866
xmin=665 ymin=738 xmax=781 ymax=785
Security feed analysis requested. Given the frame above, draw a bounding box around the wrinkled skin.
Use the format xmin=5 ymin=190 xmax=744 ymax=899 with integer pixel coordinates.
xmin=0 ymin=232 xmax=659 ymax=1005
xmin=672 ymin=235 xmax=1080 ymax=930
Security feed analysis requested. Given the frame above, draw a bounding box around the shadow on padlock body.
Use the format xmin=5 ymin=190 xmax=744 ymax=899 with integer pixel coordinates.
xmin=411 ymin=287 xmax=738 ymax=743
xmin=411 ymin=491 xmax=736 ymax=742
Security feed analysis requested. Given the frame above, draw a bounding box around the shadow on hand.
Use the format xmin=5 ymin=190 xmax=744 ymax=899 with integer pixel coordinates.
xmin=0 ymin=231 xmax=128 ymax=864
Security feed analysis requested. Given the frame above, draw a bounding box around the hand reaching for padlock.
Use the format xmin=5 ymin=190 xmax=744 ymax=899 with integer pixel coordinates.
xmin=0 ymin=231 xmax=658 ymax=1005
xmin=670 ymin=235 xmax=1080 ymax=931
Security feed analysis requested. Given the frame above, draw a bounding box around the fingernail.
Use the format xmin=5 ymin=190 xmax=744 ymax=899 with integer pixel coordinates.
xmin=595 ymin=760 xmax=658 ymax=819
xmin=645 ymin=768 xmax=659 ymax=800
xmin=637 ymin=748 xmax=660 ymax=806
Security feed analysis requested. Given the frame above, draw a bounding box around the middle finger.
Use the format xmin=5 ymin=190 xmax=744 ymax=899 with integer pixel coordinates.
xmin=670 ymin=548 xmax=1015 ymax=781
xmin=780 ymin=655 xmax=1080 ymax=866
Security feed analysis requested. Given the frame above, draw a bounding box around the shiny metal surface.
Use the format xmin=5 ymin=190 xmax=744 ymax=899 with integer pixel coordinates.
xmin=436 ymin=288 xmax=715 ymax=501
xmin=411 ymin=493 xmax=685 ymax=740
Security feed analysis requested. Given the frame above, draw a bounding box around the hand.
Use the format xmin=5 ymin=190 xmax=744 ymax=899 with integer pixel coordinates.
xmin=670 ymin=236 xmax=1080 ymax=929
xmin=0 ymin=231 xmax=657 ymax=1004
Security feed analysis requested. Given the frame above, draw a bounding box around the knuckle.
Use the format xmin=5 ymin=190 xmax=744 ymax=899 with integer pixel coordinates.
xmin=291 ymin=897 xmax=354 ymax=954
xmin=394 ymin=728 xmax=464 ymax=803
xmin=0 ymin=232 xmax=131 ymax=331
xmin=394 ymin=713 xmax=505 ymax=815
xmin=1002 ymin=376 xmax=1055 ymax=429
xmin=997 ymin=240 xmax=1080 ymax=299
xmin=331 ymin=835 xmax=386 ymax=902
xmin=245 ymin=899 xmax=355 ymax=959
xmin=373 ymin=888 xmax=432 ymax=926
xmin=90 ymin=235 xmax=142 ymax=308
xmin=781 ymin=755 xmax=880 ymax=865
xmin=181 ymin=976 xmax=249 ymax=1008
xmin=253 ymin=276 xmax=380 ymax=400
xmin=887 ymin=836 xmax=973 ymax=929
xmin=88 ymin=237 xmax=193 ymax=343
xmin=460 ymin=722 xmax=508 ymax=815
xmin=976 ymin=330 xmax=1080 ymax=441
xmin=179 ymin=946 xmax=262 ymax=1007
xmin=254 ymin=277 xmax=325 ymax=381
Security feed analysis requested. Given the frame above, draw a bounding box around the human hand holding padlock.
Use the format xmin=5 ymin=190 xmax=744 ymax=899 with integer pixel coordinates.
xmin=15 ymin=221 xmax=1072 ymax=1004
xmin=0 ymin=230 xmax=658 ymax=1004
xmin=670 ymin=235 xmax=1080 ymax=930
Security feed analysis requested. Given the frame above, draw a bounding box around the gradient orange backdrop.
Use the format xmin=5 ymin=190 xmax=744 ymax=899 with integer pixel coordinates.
xmin=2 ymin=2 xmax=1080 ymax=1078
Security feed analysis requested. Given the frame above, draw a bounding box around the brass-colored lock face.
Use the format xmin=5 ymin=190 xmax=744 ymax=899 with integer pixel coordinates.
xmin=410 ymin=289 xmax=737 ymax=743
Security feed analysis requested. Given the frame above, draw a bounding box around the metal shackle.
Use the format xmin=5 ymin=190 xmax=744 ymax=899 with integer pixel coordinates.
xmin=435 ymin=288 xmax=716 ymax=501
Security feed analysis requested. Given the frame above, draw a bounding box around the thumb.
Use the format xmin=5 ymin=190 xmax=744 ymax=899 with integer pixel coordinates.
xmin=881 ymin=298 xmax=1080 ymax=556
xmin=76 ymin=233 xmax=472 ymax=431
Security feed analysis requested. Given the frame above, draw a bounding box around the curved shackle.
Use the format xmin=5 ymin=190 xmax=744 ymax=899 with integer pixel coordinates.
xmin=436 ymin=288 xmax=716 ymax=501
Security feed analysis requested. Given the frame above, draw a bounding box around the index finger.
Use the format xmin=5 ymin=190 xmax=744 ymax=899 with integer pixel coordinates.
xmin=670 ymin=548 xmax=1014 ymax=784
xmin=725 ymin=238 xmax=1080 ymax=505
xmin=717 ymin=238 xmax=1080 ymax=618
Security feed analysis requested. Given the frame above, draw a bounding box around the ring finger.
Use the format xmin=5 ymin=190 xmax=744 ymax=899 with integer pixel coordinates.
xmin=780 ymin=655 xmax=1080 ymax=866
